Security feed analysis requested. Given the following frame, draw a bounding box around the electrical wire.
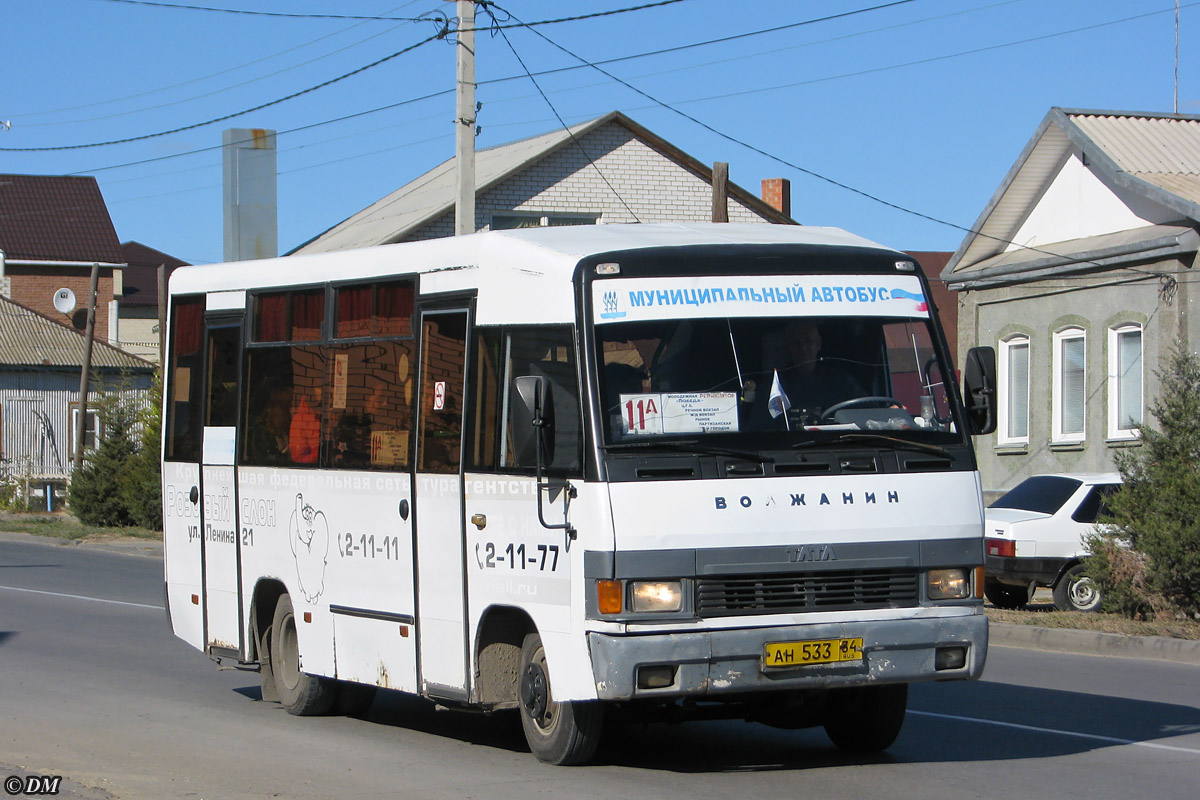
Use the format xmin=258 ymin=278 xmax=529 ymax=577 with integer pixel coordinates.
xmin=486 ymin=1 xmax=1199 ymax=278
xmin=20 ymin=1 xmax=445 ymax=126
xmin=480 ymin=4 xmax=642 ymax=222
xmin=51 ymin=0 xmax=935 ymax=169
xmin=92 ymin=0 xmax=690 ymax=26
xmin=0 ymin=31 xmax=448 ymax=151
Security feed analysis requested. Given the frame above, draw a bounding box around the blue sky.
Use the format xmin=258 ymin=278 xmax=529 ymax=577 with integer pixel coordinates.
xmin=3 ymin=0 xmax=1196 ymax=265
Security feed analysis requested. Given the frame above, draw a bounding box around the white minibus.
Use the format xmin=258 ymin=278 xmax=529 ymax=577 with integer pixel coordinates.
xmin=162 ymin=222 xmax=996 ymax=764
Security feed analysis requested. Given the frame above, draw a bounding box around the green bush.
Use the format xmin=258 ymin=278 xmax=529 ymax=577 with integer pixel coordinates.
xmin=1086 ymin=341 xmax=1200 ymax=618
xmin=67 ymin=377 xmax=163 ymax=530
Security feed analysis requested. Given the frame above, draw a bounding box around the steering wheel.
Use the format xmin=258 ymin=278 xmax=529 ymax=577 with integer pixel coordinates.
xmin=820 ymin=396 xmax=902 ymax=422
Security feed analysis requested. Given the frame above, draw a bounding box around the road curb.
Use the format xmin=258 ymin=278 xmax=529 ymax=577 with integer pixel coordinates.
xmin=990 ymin=622 xmax=1200 ymax=665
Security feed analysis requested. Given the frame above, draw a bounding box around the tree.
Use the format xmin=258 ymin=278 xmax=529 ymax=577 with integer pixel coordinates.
xmin=67 ymin=376 xmax=163 ymax=530
xmin=1087 ymin=340 xmax=1200 ymax=618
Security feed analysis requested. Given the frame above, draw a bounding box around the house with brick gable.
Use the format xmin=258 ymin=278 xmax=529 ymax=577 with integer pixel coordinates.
xmin=0 ymin=175 xmax=174 ymax=498
xmin=291 ymin=110 xmax=794 ymax=254
xmin=942 ymin=108 xmax=1200 ymax=498
xmin=0 ymin=174 xmax=126 ymax=340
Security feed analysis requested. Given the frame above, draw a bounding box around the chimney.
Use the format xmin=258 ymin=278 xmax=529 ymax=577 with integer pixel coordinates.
xmin=223 ymin=128 xmax=278 ymax=262
xmin=761 ymin=178 xmax=791 ymax=218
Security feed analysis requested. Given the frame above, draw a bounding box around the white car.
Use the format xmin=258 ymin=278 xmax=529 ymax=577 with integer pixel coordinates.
xmin=983 ymin=473 xmax=1121 ymax=612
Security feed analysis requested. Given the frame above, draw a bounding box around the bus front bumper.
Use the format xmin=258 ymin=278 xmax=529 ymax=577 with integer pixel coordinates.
xmin=587 ymin=612 xmax=987 ymax=701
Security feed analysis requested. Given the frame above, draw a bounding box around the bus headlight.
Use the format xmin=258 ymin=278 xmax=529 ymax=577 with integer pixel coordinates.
xmin=630 ymin=581 xmax=683 ymax=612
xmin=927 ymin=568 xmax=970 ymax=600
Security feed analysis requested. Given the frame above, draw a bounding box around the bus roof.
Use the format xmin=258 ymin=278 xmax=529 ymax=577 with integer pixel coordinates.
xmin=169 ymin=223 xmax=901 ymax=325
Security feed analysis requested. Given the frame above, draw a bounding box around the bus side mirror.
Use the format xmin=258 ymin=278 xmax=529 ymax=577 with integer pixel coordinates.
xmin=963 ymin=346 xmax=997 ymax=436
xmin=511 ymin=375 xmax=556 ymax=466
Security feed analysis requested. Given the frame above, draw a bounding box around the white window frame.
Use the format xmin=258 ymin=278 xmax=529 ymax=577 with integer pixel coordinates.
xmin=69 ymin=404 xmax=101 ymax=460
xmin=997 ymin=334 xmax=1031 ymax=446
xmin=1052 ymin=327 xmax=1087 ymax=443
xmin=490 ymin=212 xmax=598 ymax=230
xmin=1108 ymin=323 xmax=1143 ymax=439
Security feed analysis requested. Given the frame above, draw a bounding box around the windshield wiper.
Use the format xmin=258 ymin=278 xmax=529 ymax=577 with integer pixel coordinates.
xmin=793 ymin=432 xmax=947 ymax=455
xmin=604 ymin=439 xmax=775 ymax=463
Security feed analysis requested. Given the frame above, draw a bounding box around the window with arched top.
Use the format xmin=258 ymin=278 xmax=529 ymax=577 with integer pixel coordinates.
xmin=998 ymin=334 xmax=1030 ymax=445
xmin=1053 ymin=327 xmax=1087 ymax=443
xmin=1108 ymin=324 xmax=1143 ymax=439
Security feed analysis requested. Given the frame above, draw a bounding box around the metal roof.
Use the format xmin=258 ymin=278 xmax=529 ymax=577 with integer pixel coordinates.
xmin=0 ymin=174 xmax=125 ymax=264
xmin=943 ymin=108 xmax=1200 ymax=283
xmin=290 ymin=111 xmax=791 ymax=255
xmin=120 ymin=240 xmax=190 ymax=307
xmin=0 ymin=295 xmax=153 ymax=370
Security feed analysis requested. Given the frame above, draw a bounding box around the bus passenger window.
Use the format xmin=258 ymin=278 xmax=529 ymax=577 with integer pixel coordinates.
xmin=326 ymin=341 xmax=414 ymax=470
xmin=165 ymin=296 xmax=205 ymax=462
xmin=242 ymin=345 xmax=325 ymax=467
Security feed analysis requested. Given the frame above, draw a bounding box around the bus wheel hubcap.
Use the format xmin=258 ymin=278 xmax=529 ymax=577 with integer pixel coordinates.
xmin=521 ymin=663 xmax=548 ymax=721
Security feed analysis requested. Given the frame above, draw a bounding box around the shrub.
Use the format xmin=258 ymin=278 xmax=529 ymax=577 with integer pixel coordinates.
xmin=67 ymin=376 xmax=163 ymax=530
xmin=1087 ymin=341 xmax=1200 ymax=618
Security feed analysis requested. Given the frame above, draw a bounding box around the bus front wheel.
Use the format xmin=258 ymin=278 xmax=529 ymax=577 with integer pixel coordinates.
xmin=518 ymin=633 xmax=603 ymax=765
xmin=270 ymin=594 xmax=336 ymax=715
xmin=822 ymin=683 xmax=907 ymax=753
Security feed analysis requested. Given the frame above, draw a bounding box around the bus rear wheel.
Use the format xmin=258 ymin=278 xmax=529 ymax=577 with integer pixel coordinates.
xmin=823 ymin=683 xmax=907 ymax=753
xmin=270 ymin=594 xmax=335 ymax=715
xmin=518 ymin=633 xmax=603 ymax=765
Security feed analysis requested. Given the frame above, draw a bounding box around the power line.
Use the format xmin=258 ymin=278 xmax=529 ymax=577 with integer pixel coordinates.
xmin=91 ymin=0 xmax=444 ymax=21
xmin=480 ymin=4 xmax=642 ymax=223
xmin=19 ymin=0 xmax=443 ymax=125
xmin=0 ymin=31 xmax=448 ymax=152
xmin=92 ymin=0 xmax=690 ymax=26
xmin=486 ymin=1 xmax=1192 ymax=276
xmin=57 ymin=1 xmax=934 ymax=169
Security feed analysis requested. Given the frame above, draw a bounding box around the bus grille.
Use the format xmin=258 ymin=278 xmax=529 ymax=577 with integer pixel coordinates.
xmin=695 ymin=569 xmax=920 ymax=616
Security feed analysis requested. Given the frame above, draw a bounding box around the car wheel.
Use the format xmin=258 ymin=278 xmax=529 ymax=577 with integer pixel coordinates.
xmin=1053 ymin=564 xmax=1101 ymax=613
xmin=984 ymin=579 xmax=1030 ymax=609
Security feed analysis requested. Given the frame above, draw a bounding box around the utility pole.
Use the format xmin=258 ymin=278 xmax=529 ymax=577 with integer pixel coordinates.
xmin=711 ymin=162 xmax=729 ymax=223
xmin=454 ymin=0 xmax=477 ymax=236
xmin=72 ymin=262 xmax=100 ymax=477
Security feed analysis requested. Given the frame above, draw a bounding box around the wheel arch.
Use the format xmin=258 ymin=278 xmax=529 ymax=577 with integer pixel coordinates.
xmin=249 ymin=578 xmax=288 ymax=663
xmin=1052 ymin=557 xmax=1085 ymax=588
xmin=474 ymin=605 xmax=536 ymax=708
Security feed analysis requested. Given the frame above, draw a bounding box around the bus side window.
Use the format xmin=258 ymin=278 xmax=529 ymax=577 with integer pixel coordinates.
xmin=165 ymin=296 xmax=205 ymax=462
xmin=325 ymin=340 xmax=415 ymax=470
xmin=241 ymin=344 xmax=325 ymax=467
xmin=502 ymin=326 xmax=581 ymax=475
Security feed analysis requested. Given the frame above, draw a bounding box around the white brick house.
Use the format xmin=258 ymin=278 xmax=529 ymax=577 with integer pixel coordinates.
xmin=291 ymin=111 xmax=793 ymax=254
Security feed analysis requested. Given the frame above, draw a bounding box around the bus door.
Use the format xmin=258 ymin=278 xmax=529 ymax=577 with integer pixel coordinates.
xmin=200 ymin=315 xmax=245 ymax=657
xmin=414 ymin=307 xmax=470 ymax=697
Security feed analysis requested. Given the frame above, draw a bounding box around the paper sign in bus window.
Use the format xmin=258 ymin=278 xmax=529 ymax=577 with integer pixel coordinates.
xmin=333 ymin=353 xmax=349 ymax=410
xmin=620 ymin=392 xmax=738 ymax=435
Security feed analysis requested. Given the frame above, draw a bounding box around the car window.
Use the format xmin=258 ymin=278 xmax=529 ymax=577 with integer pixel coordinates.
xmin=990 ymin=475 xmax=1083 ymax=514
xmin=1072 ymin=483 xmax=1120 ymax=523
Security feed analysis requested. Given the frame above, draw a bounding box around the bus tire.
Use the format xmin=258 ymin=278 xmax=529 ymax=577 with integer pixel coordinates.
xmin=270 ymin=594 xmax=335 ymax=715
xmin=518 ymin=632 xmax=603 ymax=765
xmin=823 ymin=683 xmax=907 ymax=753
xmin=257 ymin=620 xmax=279 ymax=703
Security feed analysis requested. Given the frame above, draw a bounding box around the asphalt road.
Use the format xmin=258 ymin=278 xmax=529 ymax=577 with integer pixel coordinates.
xmin=2 ymin=533 xmax=1198 ymax=799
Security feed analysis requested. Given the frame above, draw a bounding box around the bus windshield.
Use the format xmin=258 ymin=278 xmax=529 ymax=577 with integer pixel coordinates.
xmin=596 ymin=313 xmax=958 ymax=447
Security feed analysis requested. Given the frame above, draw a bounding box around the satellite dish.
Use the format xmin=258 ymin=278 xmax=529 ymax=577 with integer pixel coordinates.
xmin=53 ymin=288 xmax=77 ymax=314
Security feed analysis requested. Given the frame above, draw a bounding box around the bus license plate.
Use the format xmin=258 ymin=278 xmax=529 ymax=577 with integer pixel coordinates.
xmin=763 ymin=638 xmax=863 ymax=668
